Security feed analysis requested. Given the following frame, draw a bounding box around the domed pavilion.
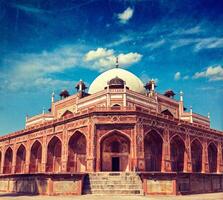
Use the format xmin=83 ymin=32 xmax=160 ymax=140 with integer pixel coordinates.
xmin=0 ymin=61 xmax=222 ymax=196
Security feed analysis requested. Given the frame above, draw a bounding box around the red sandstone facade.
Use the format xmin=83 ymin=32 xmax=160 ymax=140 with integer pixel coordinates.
xmin=0 ymin=67 xmax=222 ymax=195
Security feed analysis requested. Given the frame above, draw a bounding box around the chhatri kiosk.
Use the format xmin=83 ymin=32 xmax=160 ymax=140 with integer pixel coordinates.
xmin=0 ymin=62 xmax=222 ymax=195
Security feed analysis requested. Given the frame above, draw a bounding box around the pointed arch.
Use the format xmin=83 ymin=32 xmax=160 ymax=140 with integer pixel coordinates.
xmin=170 ymin=135 xmax=185 ymax=172
xmin=67 ymin=131 xmax=87 ymax=172
xmin=30 ymin=140 xmax=42 ymax=173
xmin=161 ymin=109 xmax=174 ymax=117
xmin=3 ymin=147 xmax=13 ymax=174
xmin=61 ymin=110 xmax=73 ymax=117
xmin=208 ymin=142 xmax=217 ymax=173
xmin=144 ymin=130 xmax=163 ymax=171
xmin=16 ymin=144 xmax=26 ymax=173
xmin=46 ymin=136 xmax=62 ymax=172
xmin=191 ymin=139 xmax=202 ymax=172
xmin=99 ymin=129 xmax=132 ymax=144
xmin=100 ymin=130 xmax=130 ymax=171
xmin=145 ymin=128 xmax=164 ymax=141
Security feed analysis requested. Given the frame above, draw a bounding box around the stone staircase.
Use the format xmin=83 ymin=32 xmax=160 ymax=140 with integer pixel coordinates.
xmin=83 ymin=172 xmax=143 ymax=195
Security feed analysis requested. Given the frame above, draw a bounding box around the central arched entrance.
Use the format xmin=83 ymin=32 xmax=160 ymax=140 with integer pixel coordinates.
xmin=101 ymin=131 xmax=130 ymax=172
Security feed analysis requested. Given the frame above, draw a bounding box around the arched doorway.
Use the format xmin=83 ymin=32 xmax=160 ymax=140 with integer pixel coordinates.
xmin=30 ymin=141 xmax=42 ymax=173
xmin=191 ymin=139 xmax=202 ymax=172
xmin=170 ymin=135 xmax=185 ymax=172
xmin=208 ymin=143 xmax=217 ymax=173
xmin=144 ymin=130 xmax=163 ymax=171
xmin=47 ymin=136 xmax=62 ymax=172
xmin=16 ymin=144 xmax=26 ymax=173
xmin=67 ymin=132 xmax=86 ymax=172
xmin=3 ymin=147 xmax=13 ymax=174
xmin=101 ymin=131 xmax=130 ymax=171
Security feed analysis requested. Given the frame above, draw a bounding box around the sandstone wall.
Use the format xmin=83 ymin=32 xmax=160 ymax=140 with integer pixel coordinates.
xmin=140 ymin=173 xmax=223 ymax=195
xmin=0 ymin=174 xmax=85 ymax=195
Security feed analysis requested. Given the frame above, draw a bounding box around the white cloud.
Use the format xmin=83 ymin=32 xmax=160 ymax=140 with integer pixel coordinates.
xmin=174 ymin=72 xmax=181 ymax=80
xmin=173 ymin=26 xmax=203 ymax=35
xmin=194 ymin=37 xmax=223 ymax=52
xmin=117 ymin=7 xmax=134 ymax=24
xmin=107 ymin=36 xmax=133 ymax=47
xmin=140 ymin=71 xmax=159 ymax=84
xmin=193 ymin=65 xmax=223 ymax=81
xmin=84 ymin=48 xmax=114 ymax=61
xmin=171 ymin=37 xmax=223 ymax=51
xmin=1 ymin=45 xmax=142 ymax=92
xmin=171 ymin=39 xmax=196 ymax=50
xmin=145 ymin=39 xmax=165 ymax=49
xmin=1 ymin=45 xmax=83 ymax=92
xmin=83 ymin=48 xmax=142 ymax=72
xmin=183 ymin=75 xmax=189 ymax=80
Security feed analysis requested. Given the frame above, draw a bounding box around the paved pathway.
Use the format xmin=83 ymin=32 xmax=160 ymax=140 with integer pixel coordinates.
xmin=0 ymin=193 xmax=223 ymax=200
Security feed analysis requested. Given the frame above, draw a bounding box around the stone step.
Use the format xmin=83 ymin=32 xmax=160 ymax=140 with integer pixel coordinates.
xmin=85 ymin=180 xmax=142 ymax=185
xmin=84 ymin=189 xmax=144 ymax=195
xmin=88 ymin=172 xmax=138 ymax=177
xmin=85 ymin=184 xmax=142 ymax=190
xmin=83 ymin=172 xmax=143 ymax=195
xmin=86 ymin=177 xmax=141 ymax=181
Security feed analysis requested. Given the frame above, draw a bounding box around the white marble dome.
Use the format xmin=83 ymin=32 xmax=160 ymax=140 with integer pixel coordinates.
xmin=88 ymin=68 xmax=146 ymax=94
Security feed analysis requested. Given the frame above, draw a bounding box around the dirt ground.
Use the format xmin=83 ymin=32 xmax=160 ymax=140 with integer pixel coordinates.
xmin=0 ymin=193 xmax=223 ymax=200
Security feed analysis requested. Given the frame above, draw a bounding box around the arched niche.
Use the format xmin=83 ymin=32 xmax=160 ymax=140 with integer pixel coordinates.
xmin=67 ymin=131 xmax=87 ymax=172
xmin=170 ymin=135 xmax=185 ymax=172
xmin=100 ymin=131 xmax=130 ymax=172
xmin=3 ymin=147 xmax=13 ymax=174
xmin=16 ymin=144 xmax=26 ymax=173
xmin=30 ymin=140 xmax=42 ymax=173
xmin=208 ymin=143 xmax=217 ymax=173
xmin=46 ymin=136 xmax=62 ymax=172
xmin=144 ymin=130 xmax=163 ymax=171
xmin=191 ymin=139 xmax=202 ymax=172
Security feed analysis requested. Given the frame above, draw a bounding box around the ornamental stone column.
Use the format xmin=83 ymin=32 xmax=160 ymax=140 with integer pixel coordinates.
xmin=12 ymin=144 xmax=16 ymax=174
xmin=0 ymin=148 xmax=5 ymax=174
xmin=61 ymin=126 xmax=68 ymax=172
xmin=41 ymin=136 xmax=47 ymax=173
xmin=25 ymin=140 xmax=31 ymax=173
xmin=202 ymin=140 xmax=209 ymax=173
xmin=183 ymin=134 xmax=192 ymax=172
xmin=161 ymin=128 xmax=172 ymax=172
xmin=217 ymin=142 xmax=222 ymax=173
xmin=135 ymin=123 xmax=145 ymax=171
xmin=87 ymin=119 xmax=96 ymax=172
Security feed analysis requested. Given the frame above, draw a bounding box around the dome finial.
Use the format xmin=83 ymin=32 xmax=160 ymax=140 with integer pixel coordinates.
xmin=115 ymin=56 xmax=119 ymax=68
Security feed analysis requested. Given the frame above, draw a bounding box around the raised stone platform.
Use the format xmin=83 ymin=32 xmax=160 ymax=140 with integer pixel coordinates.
xmin=0 ymin=172 xmax=222 ymax=196
xmin=83 ymin=172 xmax=143 ymax=195
xmin=0 ymin=173 xmax=85 ymax=195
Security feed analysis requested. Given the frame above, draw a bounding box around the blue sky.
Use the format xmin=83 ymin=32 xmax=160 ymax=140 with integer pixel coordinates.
xmin=0 ymin=0 xmax=223 ymax=134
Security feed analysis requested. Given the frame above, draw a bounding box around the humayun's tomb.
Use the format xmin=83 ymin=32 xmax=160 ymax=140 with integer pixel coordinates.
xmin=0 ymin=61 xmax=222 ymax=196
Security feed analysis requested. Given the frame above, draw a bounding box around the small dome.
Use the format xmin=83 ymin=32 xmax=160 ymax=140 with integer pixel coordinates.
xmin=108 ymin=76 xmax=125 ymax=88
xmin=88 ymin=68 xmax=146 ymax=94
xmin=75 ymin=80 xmax=87 ymax=91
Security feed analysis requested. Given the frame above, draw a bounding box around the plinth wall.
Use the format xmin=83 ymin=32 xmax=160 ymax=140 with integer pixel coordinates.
xmin=140 ymin=172 xmax=223 ymax=195
xmin=0 ymin=173 xmax=85 ymax=195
